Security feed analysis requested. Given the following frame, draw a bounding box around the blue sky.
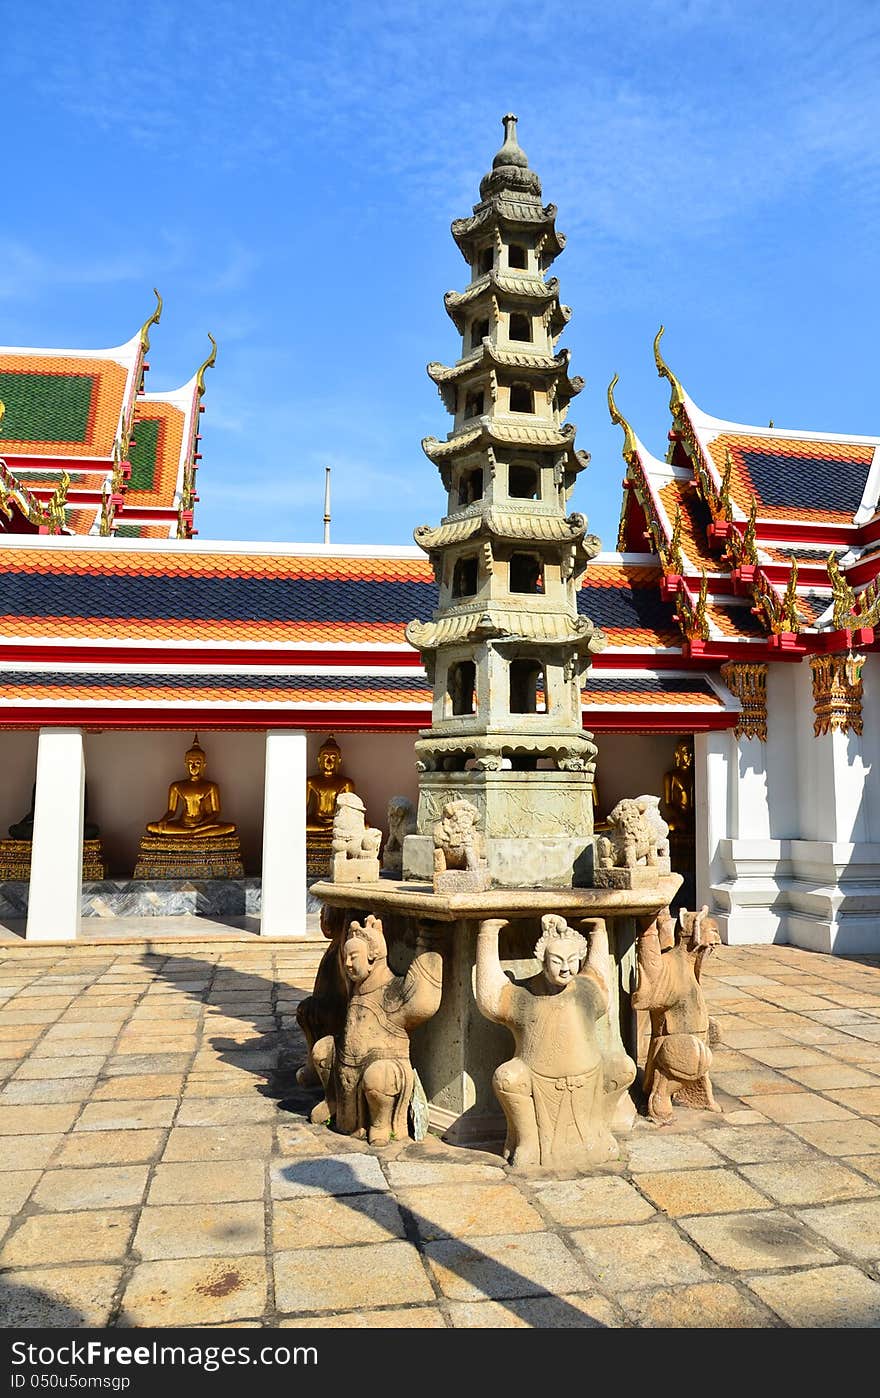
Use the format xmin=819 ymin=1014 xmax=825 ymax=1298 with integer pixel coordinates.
xmin=4 ymin=1 xmax=880 ymax=549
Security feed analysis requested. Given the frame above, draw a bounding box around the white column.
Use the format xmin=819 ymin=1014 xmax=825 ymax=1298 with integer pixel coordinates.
xmin=26 ymin=728 xmax=85 ymax=942
xmin=732 ymin=736 xmax=771 ymax=840
xmin=260 ymin=729 xmax=308 ymax=937
xmin=694 ymin=729 xmax=732 ymax=911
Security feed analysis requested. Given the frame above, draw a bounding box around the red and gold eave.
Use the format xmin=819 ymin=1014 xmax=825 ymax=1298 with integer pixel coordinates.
xmin=0 ymin=539 xmax=739 ymax=733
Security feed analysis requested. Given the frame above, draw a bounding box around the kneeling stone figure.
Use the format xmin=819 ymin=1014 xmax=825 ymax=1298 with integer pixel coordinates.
xmin=475 ymin=915 xmax=635 ymax=1170
xmin=310 ymin=915 xmax=443 ymax=1146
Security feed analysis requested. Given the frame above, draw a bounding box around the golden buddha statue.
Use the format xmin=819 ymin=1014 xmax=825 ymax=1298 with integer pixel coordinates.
xmin=147 ymin=736 xmax=237 ymax=838
xmin=663 ymin=738 xmax=694 ymax=839
xmin=134 ymin=735 xmax=243 ymax=879
xmin=306 ymin=737 xmax=355 ymax=832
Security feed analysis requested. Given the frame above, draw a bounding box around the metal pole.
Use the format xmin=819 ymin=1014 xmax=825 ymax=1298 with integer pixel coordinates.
xmin=323 ymin=466 xmax=331 ymax=545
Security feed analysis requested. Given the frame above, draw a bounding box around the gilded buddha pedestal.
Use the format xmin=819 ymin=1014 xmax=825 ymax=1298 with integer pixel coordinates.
xmin=133 ymin=736 xmax=244 ymax=879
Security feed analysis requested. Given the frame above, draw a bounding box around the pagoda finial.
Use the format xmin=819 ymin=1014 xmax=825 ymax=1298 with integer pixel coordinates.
xmin=139 ymin=288 xmax=163 ymax=354
xmin=493 ymin=113 xmax=529 ymax=170
xmin=196 ymin=334 xmax=217 ymax=397
xmin=607 ymin=375 xmax=638 ymax=463
xmin=653 ymin=325 xmax=685 ymax=418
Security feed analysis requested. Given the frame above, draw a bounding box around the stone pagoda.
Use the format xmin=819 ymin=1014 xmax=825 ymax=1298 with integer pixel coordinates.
xmin=403 ymin=114 xmax=605 ymax=888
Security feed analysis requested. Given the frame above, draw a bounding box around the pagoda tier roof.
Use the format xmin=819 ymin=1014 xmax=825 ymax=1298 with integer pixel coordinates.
xmin=451 ymin=196 xmax=565 ymax=265
xmin=444 ymin=272 xmax=571 ymax=337
xmin=405 ymin=606 xmax=605 ymax=654
xmin=422 ymin=418 xmax=589 ymax=475
xmin=414 ymin=509 xmax=597 ymax=552
xmin=427 ymin=344 xmax=583 ymax=414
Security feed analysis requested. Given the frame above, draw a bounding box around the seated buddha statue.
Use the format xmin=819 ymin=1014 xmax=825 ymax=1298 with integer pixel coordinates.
xmin=146 ymin=735 xmax=237 ymax=839
xmin=663 ymin=738 xmax=694 ymax=840
xmin=306 ymin=737 xmax=355 ymax=832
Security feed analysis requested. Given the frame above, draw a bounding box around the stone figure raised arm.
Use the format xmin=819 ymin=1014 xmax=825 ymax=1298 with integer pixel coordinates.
xmin=310 ymin=914 xmax=443 ymax=1145
xmin=475 ymin=914 xmax=635 ymax=1169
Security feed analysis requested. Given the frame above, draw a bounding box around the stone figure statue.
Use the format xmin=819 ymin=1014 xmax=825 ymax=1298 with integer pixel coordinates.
xmin=382 ymin=796 xmax=417 ymax=875
xmin=475 ymin=914 xmax=636 ymax=1169
xmin=330 ymin=792 xmax=382 ymax=883
xmin=663 ymin=738 xmax=695 ymax=838
xmin=310 ymin=915 xmax=443 ymax=1145
xmin=596 ymin=795 xmax=669 ymax=870
xmin=632 ymin=904 xmax=721 ymax=1124
xmin=432 ymin=798 xmax=489 ymax=891
xmin=295 ymin=903 xmax=350 ymax=1088
xmin=146 ymin=735 xmax=237 ymax=838
xmin=306 ymin=736 xmax=355 ymax=831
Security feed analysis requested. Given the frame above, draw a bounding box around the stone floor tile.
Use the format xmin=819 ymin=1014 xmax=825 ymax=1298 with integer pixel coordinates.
xmin=744 ymin=1046 xmax=833 ymax=1069
xmin=740 ymin=1092 xmax=854 ymax=1124
xmin=424 ymin=1230 xmax=591 ymax=1301
xmin=635 ymin=1167 xmax=770 ymax=1216
xmin=711 ymin=1068 xmax=803 ymax=1098
xmin=119 ymin=1257 xmax=267 ymax=1326
xmin=76 ymin=1099 xmax=177 ymax=1132
xmin=618 ymin=1281 xmax=774 ymax=1328
xmin=570 ymin=1219 xmax=709 ymax=1292
xmin=13 ymin=1055 xmax=106 ymax=1081
xmin=276 ymin=1239 xmax=433 ymax=1311
xmin=822 ymin=1040 xmax=880 ymax=1065
xmin=382 ymin=1158 xmax=505 ymax=1188
xmin=717 ymin=1027 xmax=796 ymax=1050
xmin=133 ymin=1201 xmax=265 ymax=1260
xmin=149 ymin=1160 xmax=265 ymax=1204
xmin=163 ymin=1123 xmax=273 ymax=1162
xmin=824 ymin=1086 xmax=880 ymax=1115
xmin=33 ymin=1035 xmax=117 ymax=1056
xmin=289 ymin=1307 xmax=446 ymax=1328
xmin=115 ymin=1037 xmax=198 ymax=1056
xmin=740 ymin=1159 xmax=877 ymax=1206
xmin=794 ymin=1198 xmax=880 ymax=1259
xmin=91 ymin=1073 xmax=185 ymax=1100
xmin=270 ymin=1151 xmax=388 ymax=1197
xmin=622 ymin=1132 xmax=725 ymax=1174
xmin=677 ymin=1210 xmax=839 ymax=1271
xmin=175 ymin=1096 xmax=278 ymax=1127
xmin=183 ymin=1075 xmax=259 ymax=1097
xmin=0 ymin=1104 xmax=78 ymax=1135
xmin=703 ymin=1124 xmax=817 ymax=1164
xmin=54 ymin=1129 xmax=166 ymax=1168
xmin=847 ymin=1155 xmax=880 ymax=1184
xmin=530 ymin=1176 xmax=655 ymax=1228
xmin=272 ymin=1192 xmax=406 ymax=1249
xmin=445 ymin=1293 xmax=619 ymax=1328
xmin=1 ymin=1210 xmax=136 ymax=1265
xmin=32 ymin=1164 xmax=150 ymax=1212
xmin=0 ymin=1265 xmax=123 ymax=1327
xmin=101 ymin=1053 xmax=192 ymax=1077
xmin=399 ymin=1181 xmax=546 ymax=1240
xmin=787 ymin=1119 xmax=880 ymax=1156
xmin=785 ymin=1063 xmax=877 ymax=1090
xmin=747 ymin=1265 xmax=880 ymax=1328
xmin=0 ymin=1133 xmax=62 ymax=1171
xmin=0 ymin=1171 xmax=40 ymax=1213
xmin=1 ymin=1078 xmax=97 ymax=1105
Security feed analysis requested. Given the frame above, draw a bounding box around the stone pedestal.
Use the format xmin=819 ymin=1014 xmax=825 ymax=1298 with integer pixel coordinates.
xmin=133 ymin=835 xmax=244 ymax=880
xmin=0 ymin=838 xmax=107 ymax=882
xmin=311 ymin=875 xmax=679 ymax=1147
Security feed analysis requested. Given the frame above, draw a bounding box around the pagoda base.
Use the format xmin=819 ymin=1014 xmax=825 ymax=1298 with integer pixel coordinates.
xmin=0 ymin=838 xmax=107 ymax=882
xmin=308 ymin=874 xmax=681 ymax=1152
xmin=133 ymin=835 xmax=244 ymax=880
xmin=405 ymin=833 xmax=594 ymax=889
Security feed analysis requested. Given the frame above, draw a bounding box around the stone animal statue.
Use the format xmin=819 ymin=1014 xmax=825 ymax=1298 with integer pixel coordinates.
xmin=596 ymin=795 xmax=668 ymax=870
xmin=632 ymin=904 xmax=722 ymax=1124
xmin=474 ymin=914 xmax=636 ymax=1169
xmin=310 ymin=915 xmax=443 ymax=1146
xmin=382 ymin=796 xmax=417 ymax=875
xmin=331 ymin=792 xmax=382 ymax=860
xmin=432 ymin=798 xmax=485 ymax=874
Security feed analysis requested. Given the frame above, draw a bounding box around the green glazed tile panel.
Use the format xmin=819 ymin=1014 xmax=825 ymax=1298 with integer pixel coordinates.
xmin=0 ymin=372 xmax=95 ymax=444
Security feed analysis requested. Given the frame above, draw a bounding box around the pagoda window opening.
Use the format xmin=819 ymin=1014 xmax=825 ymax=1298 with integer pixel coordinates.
xmin=457 ymin=467 xmax=484 ymax=506
xmin=471 ymin=317 xmax=490 ymax=349
xmin=477 ymin=246 xmax=494 ymax=276
xmin=508 ymin=753 xmax=538 ymax=771
xmin=509 ymin=383 xmax=533 ymax=413
xmin=509 ymin=659 xmax=547 ymax=714
xmin=509 ymin=312 xmax=532 ymax=342
xmin=508 ymin=243 xmax=528 ymax=270
xmin=452 ymin=554 xmax=479 ymax=599
xmin=510 ymin=552 xmax=544 ymax=594
xmin=509 ymin=463 xmax=540 ymax=499
xmin=464 ymin=389 xmax=485 ymax=419
xmin=447 ymin=661 xmax=477 ymax=716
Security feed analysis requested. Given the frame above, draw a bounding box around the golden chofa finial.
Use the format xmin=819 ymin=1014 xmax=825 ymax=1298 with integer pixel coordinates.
xmin=0 ymin=400 xmax=5 ymax=427
xmin=607 ymin=374 xmax=638 ymax=464
xmin=196 ymin=334 xmax=217 ymax=397
xmin=653 ymin=325 xmax=685 ymax=417
xmin=139 ymin=288 xmax=163 ymax=354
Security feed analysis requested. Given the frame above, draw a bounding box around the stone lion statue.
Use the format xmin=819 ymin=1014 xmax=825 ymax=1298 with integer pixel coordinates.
xmin=596 ymin=795 xmax=669 ymax=870
xmin=432 ymin=798 xmax=486 ymax=874
xmin=331 ymin=792 xmax=381 ymax=861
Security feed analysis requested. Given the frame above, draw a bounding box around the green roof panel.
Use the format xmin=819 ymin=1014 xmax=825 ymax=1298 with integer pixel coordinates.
xmin=0 ymin=371 xmax=95 ymax=444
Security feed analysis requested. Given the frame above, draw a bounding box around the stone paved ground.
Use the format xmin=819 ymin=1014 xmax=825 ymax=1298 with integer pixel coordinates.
xmin=1 ymin=937 xmax=880 ymax=1329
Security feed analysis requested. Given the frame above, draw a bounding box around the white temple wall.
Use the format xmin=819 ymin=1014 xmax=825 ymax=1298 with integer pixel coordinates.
xmin=0 ymin=730 xmax=39 ymax=837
